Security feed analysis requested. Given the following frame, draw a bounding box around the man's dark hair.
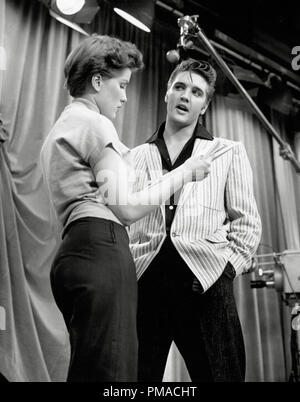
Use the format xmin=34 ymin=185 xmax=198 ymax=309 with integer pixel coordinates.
xmin=64 ymin=35 xmax=144 ymax=97
xmin=168 ymin=58 xmax=217 ymax=103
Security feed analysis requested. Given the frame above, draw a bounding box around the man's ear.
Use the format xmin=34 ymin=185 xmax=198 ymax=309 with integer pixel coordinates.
xmin=200 ymin=103 xmax=209 ymax=115
xmin=91 ymin=74 xmax=102 ymax=92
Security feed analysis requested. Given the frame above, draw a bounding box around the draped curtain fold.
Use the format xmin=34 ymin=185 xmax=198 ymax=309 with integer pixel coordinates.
xmin=0 ymin=0 xmax=73 ymax=382
xmin=0 ymin=0 xmax=299 ymax=382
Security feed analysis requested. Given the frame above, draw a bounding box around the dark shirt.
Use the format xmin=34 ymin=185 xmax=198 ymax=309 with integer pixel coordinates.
xmin=147 ymin=122 xmax=213 ymax=234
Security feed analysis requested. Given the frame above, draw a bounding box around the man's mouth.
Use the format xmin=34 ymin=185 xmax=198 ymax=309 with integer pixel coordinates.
xmin=176 ymin=104 xmax=189 ymax=112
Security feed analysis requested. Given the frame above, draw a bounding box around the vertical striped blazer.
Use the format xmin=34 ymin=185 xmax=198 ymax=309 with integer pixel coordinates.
xmin=128 ymin=135 xmax=262 ymax=292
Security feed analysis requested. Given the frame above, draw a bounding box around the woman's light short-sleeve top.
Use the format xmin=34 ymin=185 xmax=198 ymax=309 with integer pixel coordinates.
xmin=40 ymin=98 xmax=131 ymax=229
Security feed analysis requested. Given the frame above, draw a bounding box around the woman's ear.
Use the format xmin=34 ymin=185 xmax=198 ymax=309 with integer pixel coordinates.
xmin=164 ymin=93 xmax=169 ymax=103
xmin=91 ymin=74 xmax=102 ymax=92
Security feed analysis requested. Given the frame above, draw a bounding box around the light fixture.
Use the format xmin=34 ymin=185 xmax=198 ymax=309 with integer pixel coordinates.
xmin=43 ymin=0 xmax=100 ymax=24
xmin=113 ymin=0 xmax=154 ymax=33
xmin=49 ymin=9 xmax=90 ymax=36
xmin=56 ymin=0 xmax=85 ymax=15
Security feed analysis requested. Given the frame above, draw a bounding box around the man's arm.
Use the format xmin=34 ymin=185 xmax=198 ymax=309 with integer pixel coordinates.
xmin=225 ymin=142 xmax=262 ymax=276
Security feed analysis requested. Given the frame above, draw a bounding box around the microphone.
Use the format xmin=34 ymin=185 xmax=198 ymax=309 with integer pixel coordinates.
xmin=166 ymin=47 xmax=183 ymax=64
xmin=166 ymin=16 xmax=196 ymax=63
xmin=166 ymin=40 xmax=195 ymax=63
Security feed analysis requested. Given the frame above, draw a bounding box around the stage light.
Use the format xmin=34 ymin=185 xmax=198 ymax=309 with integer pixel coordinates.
xmin=38 ymin=0 xmax=100 ymax=25
xmin=56 ymin=0 xmax=85 ymax=15
xmin=49 ymin=9 xmax=90 ymax=36
xmin=113 ymin=1 xmax=154 ymax=33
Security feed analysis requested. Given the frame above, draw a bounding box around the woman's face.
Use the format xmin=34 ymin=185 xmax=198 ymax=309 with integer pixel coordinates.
xmin=95 ymin=67 xmax=132 ymax=120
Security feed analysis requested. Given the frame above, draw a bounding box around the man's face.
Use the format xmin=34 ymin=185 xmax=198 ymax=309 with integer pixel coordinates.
xmin=165 ymin=71 xmax=209 ymax=127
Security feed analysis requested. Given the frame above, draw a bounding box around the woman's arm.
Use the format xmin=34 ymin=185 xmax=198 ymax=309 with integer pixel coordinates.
xmin=95 ymin=146 xmax=211 ymax=226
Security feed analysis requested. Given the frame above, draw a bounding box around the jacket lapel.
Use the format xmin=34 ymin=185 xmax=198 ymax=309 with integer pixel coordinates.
xmin=145 ymin=138 xmax=222 ymax=218
xmin=176 ymin=138 xmax=220 ymax=210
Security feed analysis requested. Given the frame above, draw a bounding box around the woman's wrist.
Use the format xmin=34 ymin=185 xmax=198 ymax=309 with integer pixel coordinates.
xmin=179 ymin=163 xmax=194 ymax=183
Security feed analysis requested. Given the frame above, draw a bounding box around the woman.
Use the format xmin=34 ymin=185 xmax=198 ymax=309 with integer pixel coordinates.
xmin=40 ymin=35 xmax=211 ymax=382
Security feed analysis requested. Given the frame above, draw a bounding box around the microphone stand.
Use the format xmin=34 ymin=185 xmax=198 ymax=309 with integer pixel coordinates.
xmin=177 ymin=15 xmax=300 ymax=174
xmin=250 ymin=250 xmax=300 ymax=382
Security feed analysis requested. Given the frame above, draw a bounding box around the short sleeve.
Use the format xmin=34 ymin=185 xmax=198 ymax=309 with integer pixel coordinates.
xmin=87 ymin=114 xmax=130 ymax=170
xmin=67 ymin=112 xmax=127 ymax=159
xmin=55 ymin=110 xmax=130 ymax=177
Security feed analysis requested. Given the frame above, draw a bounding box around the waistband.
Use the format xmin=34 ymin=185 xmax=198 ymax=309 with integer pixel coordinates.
xmin=62 ymin=216 xmax=126 ymax=239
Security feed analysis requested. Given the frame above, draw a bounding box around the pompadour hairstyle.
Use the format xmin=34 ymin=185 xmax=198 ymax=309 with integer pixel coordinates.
xmin=168 ymin=58 xmax=217 ymax=102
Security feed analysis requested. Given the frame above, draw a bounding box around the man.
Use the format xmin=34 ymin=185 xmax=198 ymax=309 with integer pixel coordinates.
xmin=129 ymin=59 xmax=262 ymax=382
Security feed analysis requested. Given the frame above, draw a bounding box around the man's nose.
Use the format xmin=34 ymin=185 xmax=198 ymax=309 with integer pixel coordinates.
xmin=121 ymin=93 xmax=127 ymax=104
xmin=180 ymin=89 xmax=190 ymax=102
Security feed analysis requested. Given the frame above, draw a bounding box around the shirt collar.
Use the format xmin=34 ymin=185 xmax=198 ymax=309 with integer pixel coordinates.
xmin=72 ymin=97 xmax=100 ymax=114
xmin=147 ymin=121 xmax=214 ymax=143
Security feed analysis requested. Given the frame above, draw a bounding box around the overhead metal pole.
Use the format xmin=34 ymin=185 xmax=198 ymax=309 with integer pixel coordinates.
xmin=177 ymin=15 xmax=300 ymax=174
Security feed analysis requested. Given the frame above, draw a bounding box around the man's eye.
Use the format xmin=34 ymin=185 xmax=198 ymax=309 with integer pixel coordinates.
xmin=193 ymin=89 xmax=202 ymax=97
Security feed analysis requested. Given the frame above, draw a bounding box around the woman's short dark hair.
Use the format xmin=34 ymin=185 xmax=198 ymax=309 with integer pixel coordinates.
xmin=167 ymin=58 xmax=217 ymax=103
xmin=64 ymin=35 xmax=144 ymax=97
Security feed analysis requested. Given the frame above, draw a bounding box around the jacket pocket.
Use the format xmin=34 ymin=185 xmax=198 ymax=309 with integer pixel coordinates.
xmin=204 ymin=229 xmax=229 ymax=244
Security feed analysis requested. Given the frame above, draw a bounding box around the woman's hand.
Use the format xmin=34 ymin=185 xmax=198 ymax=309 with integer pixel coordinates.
xmin=181 ymin=155 xmax=212 ymax=182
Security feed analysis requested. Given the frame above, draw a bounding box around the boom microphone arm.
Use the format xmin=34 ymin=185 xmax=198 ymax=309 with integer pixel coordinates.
xmin=176 ymin=15 xmax=300 ymax=174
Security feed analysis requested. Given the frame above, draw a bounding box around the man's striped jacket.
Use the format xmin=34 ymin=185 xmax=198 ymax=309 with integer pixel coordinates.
xmin=128 ymin=133 xmax=262 ymax=292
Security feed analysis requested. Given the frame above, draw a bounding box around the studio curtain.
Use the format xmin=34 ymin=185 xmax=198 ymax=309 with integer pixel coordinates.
xmin=0 ymin=0 xmax=73 ymax=381
xmin=0 ymin=0 xmax=299 ymax=382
